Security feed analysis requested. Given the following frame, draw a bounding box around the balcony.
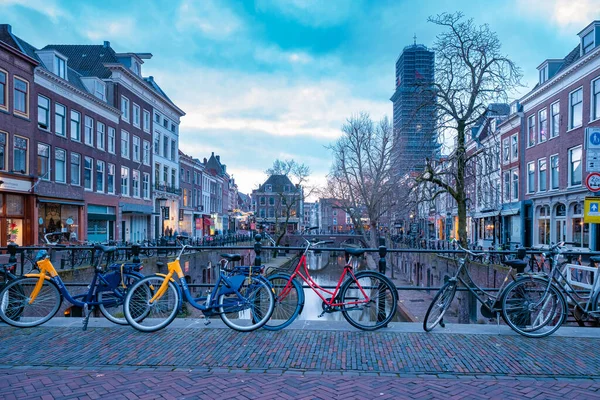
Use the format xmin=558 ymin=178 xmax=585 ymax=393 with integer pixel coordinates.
xmin=155 ymin=183 xmax=182 ymax=195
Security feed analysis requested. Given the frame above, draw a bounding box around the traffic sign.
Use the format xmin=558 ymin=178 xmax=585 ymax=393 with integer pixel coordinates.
xmin=585 ymin=172 xmax=600 ymax=192
xmin=584 ymin=197 xmax=600 ymax=223
xmin=587 ymin=127 xmax=600 ymax=149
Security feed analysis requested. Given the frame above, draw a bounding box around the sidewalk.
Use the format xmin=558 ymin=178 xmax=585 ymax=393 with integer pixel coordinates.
xmin=1 ymin=320 xmax=600 ymax=399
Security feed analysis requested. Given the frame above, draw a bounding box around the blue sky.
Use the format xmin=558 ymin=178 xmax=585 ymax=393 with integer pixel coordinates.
xmin=1 ymin=0 xmax=598 ymax=195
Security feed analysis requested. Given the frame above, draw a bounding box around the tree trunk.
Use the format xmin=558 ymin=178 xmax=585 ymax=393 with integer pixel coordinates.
xmin=456 ymin=120 xmax=468 ymax=247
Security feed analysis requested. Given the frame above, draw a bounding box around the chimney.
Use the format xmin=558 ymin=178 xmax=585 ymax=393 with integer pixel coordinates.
xmin=103 ymin=41 xmax=110 ymax=48
xmin=203 ymin=158 xmax=207 ymax=164
xmin=148 ymin=75 xmax=154 ymax=82
xmin=216 ymin=155 xmax=220 ymax=162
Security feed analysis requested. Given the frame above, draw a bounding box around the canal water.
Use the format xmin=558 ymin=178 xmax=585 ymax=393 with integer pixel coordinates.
xmin=292 ymin=251 xmax=405 ymax=322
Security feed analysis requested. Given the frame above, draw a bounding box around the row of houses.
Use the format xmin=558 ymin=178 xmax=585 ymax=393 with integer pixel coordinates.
xmin=414 ymin=20 xmax=600 ymax=250
xmin=0 ymin=24 xmax=239 ymax=246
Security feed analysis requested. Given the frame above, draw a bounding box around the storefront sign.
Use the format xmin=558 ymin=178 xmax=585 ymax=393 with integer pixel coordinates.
xmin=584 ymin=197 xmax=600 ymax=223
xmin=0 ymin=177 xmax=32 ymax=192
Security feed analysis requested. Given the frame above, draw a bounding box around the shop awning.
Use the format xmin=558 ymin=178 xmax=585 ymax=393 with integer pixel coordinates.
xmin=88 ymin=213 xmax=116 ymax=221
xmin=120 ymin=203 xmax=154 ymax=215
xmin=501 ymin=204 xmax=520 ymax=216
xmin=38 ymin=198 xmax=85 ymax=206
xmin=472 ymin=210 xmax=500 ymax=219
xmin=203 ymin=216 xmax=212 ymax=226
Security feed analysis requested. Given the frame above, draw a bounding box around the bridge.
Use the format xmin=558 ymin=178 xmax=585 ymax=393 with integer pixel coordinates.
xmin=280 ymin=233 xmax=370 ymax=248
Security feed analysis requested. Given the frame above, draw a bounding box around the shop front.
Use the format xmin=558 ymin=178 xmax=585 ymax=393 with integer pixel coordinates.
xmin=37 ymin=198 xmax=84 ymax=245
xmin=120 ymin=203 xmax=153 ymax=243
xmin=87 ymin=204 xmax=116 ymax=243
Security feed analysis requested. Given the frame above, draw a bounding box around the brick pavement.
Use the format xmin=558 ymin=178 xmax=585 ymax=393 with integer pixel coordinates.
xmin=1 ymin=323 xmax=600 ymax=398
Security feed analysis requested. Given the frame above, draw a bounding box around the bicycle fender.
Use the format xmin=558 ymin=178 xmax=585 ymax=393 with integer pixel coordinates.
xmin=24 ymin=273 xmax=51 ymax=281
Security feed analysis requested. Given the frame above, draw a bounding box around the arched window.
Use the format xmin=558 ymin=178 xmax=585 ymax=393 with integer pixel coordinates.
xmin=538 ymin=205 xmax=550 ymax=245
xmin=571 ymin=202 xmax=589 ymax=248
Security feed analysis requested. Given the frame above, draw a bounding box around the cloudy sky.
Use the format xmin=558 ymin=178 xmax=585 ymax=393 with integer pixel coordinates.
xmin=1 ymin=0 xmax=599 ymax=195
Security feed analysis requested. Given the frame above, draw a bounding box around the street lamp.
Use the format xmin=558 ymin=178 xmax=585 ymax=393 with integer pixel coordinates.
xmin=158 ymin=198 xmax=167 ymax=242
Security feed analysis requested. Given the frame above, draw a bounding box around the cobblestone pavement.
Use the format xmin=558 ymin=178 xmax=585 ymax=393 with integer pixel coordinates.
xmin=1 ymin=322 xmax=600 ymax=399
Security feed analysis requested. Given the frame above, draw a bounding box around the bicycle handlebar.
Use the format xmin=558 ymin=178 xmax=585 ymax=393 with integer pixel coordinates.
xmin=451 ymin=239 xmax=486 ymax=258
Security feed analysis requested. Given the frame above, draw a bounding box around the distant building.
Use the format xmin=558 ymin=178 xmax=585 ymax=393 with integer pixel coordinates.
xmin=251 ymin=174 xmax=302 ymax=233
xmin=390 ymin=41 xmax=437 ymax=173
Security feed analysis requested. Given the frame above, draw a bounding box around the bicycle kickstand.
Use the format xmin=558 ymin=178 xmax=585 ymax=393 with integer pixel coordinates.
xmin=439 ymin=317 xmax=445 ymax=328
xmin=82 ymin=304 xmax=93 ymax=331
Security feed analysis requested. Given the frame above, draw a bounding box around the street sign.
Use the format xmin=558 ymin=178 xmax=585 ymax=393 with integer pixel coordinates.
xmin=585 ymin=128 xmax=600 ymax=172
xmin=587 ymin=127 xmax=600 ymax=149
xmin=585 ymin=172 xmax=600 ymax=192
xmin=584 ymin=197 xmax=600 ymax=223
xmin=410 ymin=222 xmax=419 ymax=235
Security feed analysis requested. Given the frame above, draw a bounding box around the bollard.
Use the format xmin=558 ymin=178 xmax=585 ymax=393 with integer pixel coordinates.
xmin=131 ymin=244 xmax=141 ymax=264
xmin=254 ymin=234 xmax=262 ymax=267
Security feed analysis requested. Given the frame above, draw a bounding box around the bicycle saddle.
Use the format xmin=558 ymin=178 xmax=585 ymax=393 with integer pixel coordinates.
xmin=503 ymin=259 xmax=527 ymax=273
xmin=345 ymin=248 xmax=366 ymax=257
xmin=94 ymin=244 xmax=117 ymax=254
xmin=220 ymin=254 xmax=242 ymax=262
xmin=589 ymin=256 xmax=600 ymax=264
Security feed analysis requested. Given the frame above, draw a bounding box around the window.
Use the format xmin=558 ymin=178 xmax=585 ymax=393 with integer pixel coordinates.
xmin=163 ymin=166 xmax=168 ymax=183
xmin=163 ymin=118 xmax=168 ymax=128
xmin=38 ymin=95 xmax=50 ymax=130
xmin=569 ymin=88 xmax=583 ymax=129
xmin=0 ymin=69 xmax=7 ymax=111
xmin=84 ymin=116 xmax=93 ymax=145
xmin=154 ymin=134 xmax=160 ymax=155
xmin=269 ymin=197 xmax=275 ymax=205
xmin=54 ymin=56 xmax=66 ymax=79
xmin=538 ymin=206 xmax=550 ymax=246
xmin=96 ymin=122 xmax=105 ymax=150
xmin=527 ymin=162 xmax=535 ymax=193
xmin=55 ymin=148 xmax=66 ymax=183
xmin=539 ymin=66 xmax=548 ymax=84
xmin=132 ymin=170 xmax=140 ymax=197
xmin=94 ymin=80 xmax=105 ymax=100
xmin=170 ymin=139 xmax=176 ymax=161
xmin=0 ymin=132 xmax=6 ymax=170
xmin=154 ymin=163 xmax=160 ymax=185
xmin=143 ymin=173 xmax=150 ymax=199
xmin=13 ymin=77 xmax=28 ymax=117
xmin=96 ymin=160 xmax=104 ymax=192
xmin=155 ymin=112 xmax=160 ymax=123
xmin=121 ymin=167 xmax=129 ymax=196
xmin=37 ymin=143 xmax=50 ymax=180
xmin=107 ymin=163 xmax=115 ymax=194
xmin=550 ymin=101 xmax=560 ymax=138
xmin=108 ymin=127 xmax=115 ymax=154
xmin=121 ymin=96 xmax=130 ymax=122
xmin=550 ymin=154 xmax=559 ymax=190
xmin=583 ymin=30 xmax=595 ymax=55
xmin=13 ymin=136 xmax=27 ymax=174
xmin=266 ymin=184 xmax=272 ymax=192
xmin=186 ymin=170 xmax=190 ymax=183
xmin=70 ymin=110 xmax=81 ymax=141
xmin=569 ymin=146 xmax=582 ymax=186
xmin=538 ymin=109 xmax=547 ymax=143
xmin=133 ymin=104 xmax=140 ymax=127
xmin=171 ymin=169 xmax=176 ymax=187
xmin=511 ymin=134 xmax=518 ymax=161
xmin=54 ymin=103 xmax=66 ymax=137
xmin=163 ymin=135 xmax=168 ymax=158
xmin=121 ymin=130 xmax=130 ymax=159
xmin=538 ymin=158 xmax=547 ymax=192
xmin=593 ymin=78 xmax=600 ymax=121
xmin=133 ymin=136 xmax=140 ymax=162
xmin=71 ymin=153 xmax=80 ymax=186
xmin=527 ymin=115 xmax=535 ymax=147
xmin=84 ymin=156 xmax=93 ymax=190
xmin=143 ymin=140 xmax=150 ymax=165
xmin=143 ymin=110 xmax=150 ymax=132
xmin=511 ymin=170 xmax=519 ymax=201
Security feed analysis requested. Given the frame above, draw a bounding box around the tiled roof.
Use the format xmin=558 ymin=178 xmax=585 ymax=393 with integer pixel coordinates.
xmin=555 ymin=45 xmax=581 ymax=75
xmin=41 ymin=44 xmax=118 ymax=79
xmin=257 ymin=174 xmax=297 ymax=192
xmin=144 ymin=77 xmax=174 ymax=104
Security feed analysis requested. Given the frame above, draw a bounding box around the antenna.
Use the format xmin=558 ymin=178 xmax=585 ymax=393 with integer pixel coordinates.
xmin=413 ymin=33 xmax=417 ymax=45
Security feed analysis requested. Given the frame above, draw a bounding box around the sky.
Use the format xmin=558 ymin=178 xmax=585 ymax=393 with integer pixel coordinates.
xmin=1 ymin=0 xmax=599 ymax=196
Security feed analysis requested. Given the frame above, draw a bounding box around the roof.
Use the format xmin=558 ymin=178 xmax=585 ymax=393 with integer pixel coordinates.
xmin=144 ymin=76 xmax=174 ymax=104
xmin=255 ymin=174 xmax=297 ymax=193
xmin=42 ymin=44 xmax=118 ymax=79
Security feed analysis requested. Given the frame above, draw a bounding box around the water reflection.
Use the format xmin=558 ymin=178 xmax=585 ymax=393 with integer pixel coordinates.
xmin=294 ymin=251 xmax=404 ymax=322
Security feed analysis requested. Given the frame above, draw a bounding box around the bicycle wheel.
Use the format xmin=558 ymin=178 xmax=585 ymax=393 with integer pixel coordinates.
xmin=124 ymin=275 xmax=180 ymax=332
xmin=219 ymin=276 xmax=274 ymax=332
xmin=0 ymin=277 xmax=62 ymax=328
xmin=501 ymin=276 xmax=567 ymax=338
xmin=339 ymin=271 xmax=398 ymax=331
xmin=263 ymin=273 xmax=304 ymax=331
xmin=98 ymin=273 xmax=143 ymax=325
xmin=423 ymin=281 xmax=457 ymax=332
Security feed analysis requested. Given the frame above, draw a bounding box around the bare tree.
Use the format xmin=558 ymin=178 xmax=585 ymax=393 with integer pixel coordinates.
xmin=327 ymin=113 xmax=407 ymax=248
xmin=264 ymin=159 xmax=313 ymax=246
xmin=416 ymin=12 xmax=522 ymax=246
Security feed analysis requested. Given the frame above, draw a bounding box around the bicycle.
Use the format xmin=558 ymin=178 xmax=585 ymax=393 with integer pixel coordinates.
xmin=263 ymin=234 xmax=398 ymax=331
xmin=0 ymin=243 xmax=145 ymax=330
xmin=123 ymin=236 xmax=275 ymax=333
xmin=500 ymin=242 xmax=598 ymax=338
xmin=423 ymin=239 xmax=528 ymax=332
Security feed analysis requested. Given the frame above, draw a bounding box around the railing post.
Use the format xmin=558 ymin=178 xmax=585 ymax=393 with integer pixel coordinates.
xmin=377 ymin=237 xmax=388 ymax=325
xmin=131 ymin=244 xmax=141 ymax=264
xmin=254 ymin=234 xmax=262 ymax=267
xmin=378 ymin=237 xmax=387 ymax=275
xmin=7 ymin=242 xmax=18 ymax=266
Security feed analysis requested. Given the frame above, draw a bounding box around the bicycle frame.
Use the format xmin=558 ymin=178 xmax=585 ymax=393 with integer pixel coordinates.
xmin=278 ymin=243 xmax=371 ymax=309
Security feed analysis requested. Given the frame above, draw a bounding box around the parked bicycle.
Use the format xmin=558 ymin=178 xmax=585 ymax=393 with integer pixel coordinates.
xmin=423 ymin=239 xmax=528 ymax=332
xmin=264 ymin=232 xmax=398 ymax=331
xmin=0 ymin=243 xmax=145 ymax=330
xmin=123 ymin=236 xmax=275 ymax=333
xmin=500 ymin=242 xmax=600 ymax=338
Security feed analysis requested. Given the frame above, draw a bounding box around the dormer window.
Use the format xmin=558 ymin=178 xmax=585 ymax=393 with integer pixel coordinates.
xmin=94 ymin=80 xmax=105 ymax=101
xmin=54 ymin=56 xmax=66 ymax=79
xmin=583 ymin=30 xmax=595 ymax=55
xmin=539 ymin=66 xmax=548 ymax=84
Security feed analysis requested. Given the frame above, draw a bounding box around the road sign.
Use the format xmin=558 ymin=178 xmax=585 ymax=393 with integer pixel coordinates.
xmin=588 ymin=160 xmax=600 ymax=172
xmin=584 ymin=197 xmax=600 ymax=223
xmin=586 ymin=172 xmax=600 ymax=192
xmin=587 ymin=127 xmax=600 ymax=149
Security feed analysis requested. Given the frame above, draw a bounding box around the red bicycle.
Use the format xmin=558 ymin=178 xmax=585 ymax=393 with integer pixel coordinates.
xmin=264 ymin=234 xmax=398 ymax=331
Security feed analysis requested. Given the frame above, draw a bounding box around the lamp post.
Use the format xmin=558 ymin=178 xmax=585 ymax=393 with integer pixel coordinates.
xmin=158 ymin=198 xmax=167 ymax=244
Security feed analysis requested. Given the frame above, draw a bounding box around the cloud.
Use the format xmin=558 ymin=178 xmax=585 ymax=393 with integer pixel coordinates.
xmin=255 ymin=0 xmax=363 ymax=27
xmin=0 ymin=0 xmax=67 ymax=21
xmin=83 ymin=18 xmax=136 ymax=42
xmin=516 ymin=0 xmax=600 ymax=32
xmin=176 ymin=0 xmax=244 ymax=39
